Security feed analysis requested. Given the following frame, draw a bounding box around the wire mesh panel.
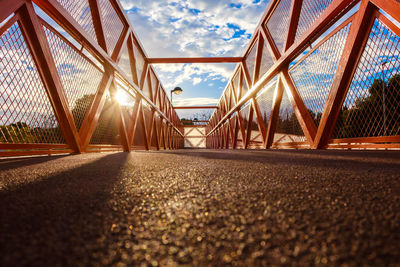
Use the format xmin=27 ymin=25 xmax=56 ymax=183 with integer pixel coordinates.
xmin=89 ymin=89 xmax=121 ymax=145
xmin=224 ymin=90 xmax=231 ymax=111
xmin=295 ymin=0 xmax=334 ymax=41
xmin=43 ymin=24 xmax=103 ymax=131
xmin=220 ymin=96 xmax=227 ymax=116
xmin=226 ymin=122 xmax=232 ymax=148
xmin=219 ymin=122 xmax=226 ymax=148
xmin=142 ymin=102 xmax=153 ymax=140
xmin=229 ymin=114 xmax=237 ymax=148
xmin=255 ymin=78 xmax=277 ymax=131
xmin=273 ymin=88 xmax=306 ymax=144
xmin=150 ymin=115 xmax=158 ymax=149
xmin=115 ymin=83 xmax=135 ymax=133
xmin=240 ymin=70 xmax=250 ymax=100
xmin=165 ymin=101 xmax=171 ymax=120
xmin=56 ymin=0 xmax=98 ymax=43
xmin=259 ymin=37 xmax=275 ymax=79
xmin=245 ymin=40 xmax=258 ymax=85
xmin=98 ymin=0 xmax=124 ymax=55
xmin=132 ymin=105 xmax=146 ymax=149
xmin=157 ymin=90 xmax=163 ymax=111
xmin=159 ymin=121 xmax=166 ymax=149
xmin=266 ymin=0 xmax=292 ymax=53
xmin=157 ymin=117 xmax=165 ymax=148
xmin=133 ymin=42 xmax=145 ymax=84
xmin=142 ymin=74 xmax=152 ymax=100
xmin=239 ymin=102 xmax=251 ymax=143
xmin=218 ymin=127 xmax=223 ymax=148
xmin=150 ymin=70 xmax=158 ymax=99
xmin=0 ymin=21 xmax=65 ymax=144
xmin=232 ymin=70 xmax=240 ymax=102
xmin=290 ymin=22 xmax=351 ymax=127
xmin=229 ymin=86 xmax=236 ymax=108
xmin=333 ymin=17 xmax=400 ymax=139
xmin=224 ymin=121 xmax=230 ymax=148
xmin=117 ymin=41 xmax=133 ymax=83
xmin=248 ymin=105 xmax=264 ymax=149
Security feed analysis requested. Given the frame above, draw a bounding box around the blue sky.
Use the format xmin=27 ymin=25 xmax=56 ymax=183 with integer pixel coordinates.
xmin=121 ymin=0 xmax=270 ymax=118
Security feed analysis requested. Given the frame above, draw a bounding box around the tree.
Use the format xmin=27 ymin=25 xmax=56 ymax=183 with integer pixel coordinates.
xmin=334 ymin=73 xmax=400 ymax=138
xmin=71 ymin=94 xmax=95 ymax=130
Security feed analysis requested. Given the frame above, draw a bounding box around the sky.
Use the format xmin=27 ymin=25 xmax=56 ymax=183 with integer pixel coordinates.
xmin=120 ymin=0 xmax=270 ymax=118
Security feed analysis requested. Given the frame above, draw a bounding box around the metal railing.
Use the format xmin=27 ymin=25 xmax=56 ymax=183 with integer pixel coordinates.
xmin=1 ymin=0 xmax=399 ymax=155
xmin=206 ymin=0 xmax=400 ymax=150
xmin=0 ymin=0 xmax=184 ymax=156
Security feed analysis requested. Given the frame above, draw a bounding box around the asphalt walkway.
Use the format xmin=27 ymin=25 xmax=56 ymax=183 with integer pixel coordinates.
xmin=1 ymin=149 xmax=399 ymax=266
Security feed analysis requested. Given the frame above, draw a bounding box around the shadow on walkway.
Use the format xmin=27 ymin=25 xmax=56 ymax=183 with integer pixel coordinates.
xmin=0 ymin=154 xmax=69 ymax=172
xmin=0 ymin=152 xmax=129 ymax=265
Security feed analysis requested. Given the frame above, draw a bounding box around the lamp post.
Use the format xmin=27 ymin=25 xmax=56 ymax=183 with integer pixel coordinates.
xmin=170 ymin=87 xmax=183 ymax=106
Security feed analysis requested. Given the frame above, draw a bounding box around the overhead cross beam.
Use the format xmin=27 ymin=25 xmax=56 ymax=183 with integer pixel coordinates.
xmin=173 ymin=106 xmax=218 ymax=109
xmin=148 ymin=57 xmax=243 ymax=64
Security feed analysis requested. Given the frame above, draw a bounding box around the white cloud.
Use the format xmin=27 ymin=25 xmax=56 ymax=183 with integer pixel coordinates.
xmin=192 ymin=77 xmax=202 ymax=85
xmin=123 ymin=0 xmax=268 ymax=57
xmin=122 ymin=0 xmax=269 ymax=115
xmin=153 ymin=63 xmax=236 ymax=89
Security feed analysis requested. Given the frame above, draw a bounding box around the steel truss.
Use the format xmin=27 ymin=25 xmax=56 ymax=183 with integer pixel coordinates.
xmin=1 ymin=0 xmax=399 ymax=156
xmin=206 ymin=0 xmax=400 ymax=150
xmin=0 ymin=0 xmax=184 ymax=156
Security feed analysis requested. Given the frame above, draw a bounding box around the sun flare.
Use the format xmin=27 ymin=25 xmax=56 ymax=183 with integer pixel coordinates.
xmin=115 ymin=89 xmax=131 ymax=106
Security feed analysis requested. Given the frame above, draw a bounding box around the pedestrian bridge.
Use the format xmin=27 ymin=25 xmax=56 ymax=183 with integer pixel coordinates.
xmin=0 ymin=0 xmax=399 ymax=265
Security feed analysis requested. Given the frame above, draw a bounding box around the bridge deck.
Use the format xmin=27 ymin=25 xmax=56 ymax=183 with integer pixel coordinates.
xmin=1 ymin=150 xmax=399 ymax=265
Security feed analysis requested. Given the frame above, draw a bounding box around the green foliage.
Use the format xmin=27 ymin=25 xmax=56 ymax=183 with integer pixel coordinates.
xmin=71 ymin=94 xmax=95 ymax=129
xmin=276 ymin=111 xmax=303 ymax=136
xmin=0 ymin=121 xmax=63 ymax=144
xmin=335 ymin=73 xmax=400 ymax=138
xmin=268 ymin=73 xmax=400 ymax=139
xmin=0 ymin=123 xmax=35 ymax=143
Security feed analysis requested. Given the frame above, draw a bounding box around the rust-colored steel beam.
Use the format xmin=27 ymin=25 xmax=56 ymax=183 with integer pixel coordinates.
xmin=240 ymin=0 xmax=280 ymax=58
xmin=127 ymin=33 xmax=139 ymax=86
xmin=31 ymin=0 xmax=184 ymax=137
xmin=173 ymin=106 xmax=218 ymax=109
xmin=207 ymin=0 xmax=359 ymax=136
xmin=79 ymin=73 xmax=114 ymax=149
xmin=251 ymin=97 xmax=267 ymax=146
xmin=80 ymin=26 xmax=130 ymax=150
xmin=127 ymin=98 xmax=142 ymax=147
xmin=253 ymin=32 xmax=263 ymax=84
xmin=313 ymin=0 xmax=377 ymax=149
xmin=88 ymin=0 xmax=107 ymax=51
xmin=265 ymin=77 xmax=284 ymax=148
xmin=0 ymin=0 xmax=23 ymax=23
xmin=18 ymin=2 xmax=82 ymax=153
xmin=280 ymin=69 xmax=317 ymax=145
xmin=284 ymin=0 xmax=303 ymax=51
xmin=109 ymin=79 xmax=131 ymax=152
xmin=146 ymin=110 xmax=156 ymax=149
xmin=370 ymin=0 xmax=400 ymax=23
xmin=139 ymin=104 xmax=149 ymax=150
xmin=148 ymin=57 xmax=243 ymax=64
xmin=244 ymin=104 xmax=254 ymax=149
xmin=260 ymin=25 xmax=281 ymax=60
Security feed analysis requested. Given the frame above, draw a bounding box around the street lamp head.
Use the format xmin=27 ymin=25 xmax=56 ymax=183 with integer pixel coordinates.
xmin=171 ymin=87 xmax=183 ymax=95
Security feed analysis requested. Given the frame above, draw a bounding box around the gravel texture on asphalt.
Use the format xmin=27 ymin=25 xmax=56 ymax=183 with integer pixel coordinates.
xmin=0 ymin=149 xmax=400 ymax=266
